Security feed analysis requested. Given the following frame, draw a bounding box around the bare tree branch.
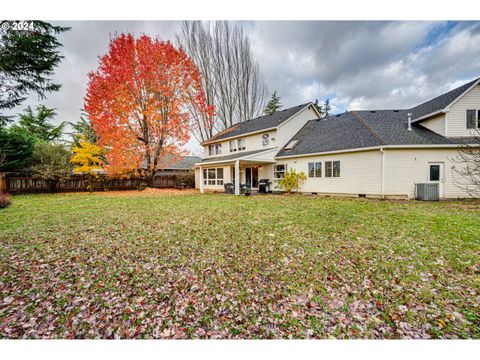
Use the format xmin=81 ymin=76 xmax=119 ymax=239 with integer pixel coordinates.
xmin=177 ymin=21 xmax=267 ymax=143
xmin=451 ymin=128 xmax=480 ymax=197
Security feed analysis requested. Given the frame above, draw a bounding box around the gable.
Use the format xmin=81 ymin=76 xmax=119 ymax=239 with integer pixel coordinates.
xmin=447 ymin=83 xmax=480 ymax=137
xmin=203 ymin=103 xmax=313 ymax=144
xmin=414 ymin=113 xmax=445 ymax=137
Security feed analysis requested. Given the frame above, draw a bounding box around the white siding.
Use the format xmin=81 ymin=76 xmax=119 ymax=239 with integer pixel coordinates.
xmin=384 ymin=148 xmax=472 ymax=198
xmin=276 ymin=106 xmax=319 ymax=148
xmin=276 ymin=148 xmax=475 ymax=199
xmin=447 ymin=83 xmax=480 ymax=137
xmin=420 ymin=113 xmax=446 ymax=136
xmin=277 ymin=150 xmax=383 ymax=195
xmin=202 ymin=130 xmax=277 ymax=159
xmin=194 ymin=168 xmax=200 ymax=189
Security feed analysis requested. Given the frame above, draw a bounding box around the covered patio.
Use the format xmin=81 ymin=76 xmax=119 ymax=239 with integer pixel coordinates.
xmin=196 ymin=149 xmax=278 ymax=195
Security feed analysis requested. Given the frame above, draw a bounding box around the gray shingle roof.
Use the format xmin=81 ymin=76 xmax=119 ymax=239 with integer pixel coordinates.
xmin=200 ymin=148 xmax=276 ymax=163
xmin=277 ymin=78 xmax=480 ymax=157
xmin=204 ymin=103 xmax=314 ymax=143
xmin=276 ymin=110 xmax=461 ymax=157
xmin=411 ymin=78 xmax=479 ymax=120
xmin=166 ymin=155 xmax=201 ymax=169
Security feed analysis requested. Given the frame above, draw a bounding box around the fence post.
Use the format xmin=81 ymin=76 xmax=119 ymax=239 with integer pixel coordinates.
xmin=0 ymin=172 xmax=6 ymax=193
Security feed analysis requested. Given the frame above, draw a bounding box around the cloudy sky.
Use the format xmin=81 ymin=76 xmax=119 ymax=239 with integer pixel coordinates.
xmin=9 ymin=21 xmax=480 ymax=154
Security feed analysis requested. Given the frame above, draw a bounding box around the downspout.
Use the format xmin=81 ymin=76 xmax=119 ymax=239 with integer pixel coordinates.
xmin=380 ymin=148 xmax=385 ymax=199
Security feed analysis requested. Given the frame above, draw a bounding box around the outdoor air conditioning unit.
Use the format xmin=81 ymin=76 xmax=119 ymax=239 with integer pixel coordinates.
xmin=415 ymin=183 xmax=439 ymax=201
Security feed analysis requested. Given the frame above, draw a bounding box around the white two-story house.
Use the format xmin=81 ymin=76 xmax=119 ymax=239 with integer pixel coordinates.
xmin=195 ymin=77 xmax=480 ymax=198
xmin=195 ymin=103 xmax=322 ymax=194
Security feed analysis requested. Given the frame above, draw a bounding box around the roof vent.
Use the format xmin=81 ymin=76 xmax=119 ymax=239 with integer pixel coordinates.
xmin=336 ymin=114 xmax=341 ymax=117
xmin=393 ymin=110 xmax=399 ymax=112
xmin=407 ymin=112 xmax=412 ymax=131
xmin=370 ymin=110 xmax=376 ymax=113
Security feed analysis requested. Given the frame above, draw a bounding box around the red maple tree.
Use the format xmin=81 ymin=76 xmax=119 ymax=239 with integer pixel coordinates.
xmin=85 ymin=33 xmax=213 ymax=180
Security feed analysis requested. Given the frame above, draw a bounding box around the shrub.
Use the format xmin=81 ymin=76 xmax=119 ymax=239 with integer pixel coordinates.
xmin=0 ymin=193 xmax=11 ymax=209
xmin=278 ymin=169 xmax=307 ymax=193
xmin=29 ymin=141 xmax=72 ymax=192
xmin=137 ymin=182 xmax=148 ymax=191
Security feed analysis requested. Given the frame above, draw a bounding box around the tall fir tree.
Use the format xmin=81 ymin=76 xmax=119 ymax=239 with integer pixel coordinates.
xmin=0 ymin=21 xmax=70 ymax=125
xmin=263 ymin=91 xmax=283 ymax=115
xmin=18 ymin=105 xmax=65 ymax=141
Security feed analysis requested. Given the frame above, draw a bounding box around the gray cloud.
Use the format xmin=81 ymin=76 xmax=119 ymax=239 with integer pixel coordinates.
xmin=5 ymin=21 xmax=480 ymax=153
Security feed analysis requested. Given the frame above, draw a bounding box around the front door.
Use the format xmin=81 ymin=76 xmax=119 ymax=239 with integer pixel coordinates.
xmin=428 ymin=162 xmax=444 ymax=198
xmin=245 ymin=167 xmax=259 ymax=188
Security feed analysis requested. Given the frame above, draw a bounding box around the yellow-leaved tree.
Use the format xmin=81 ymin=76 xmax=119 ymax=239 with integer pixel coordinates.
xmin=70 ymin=136 xmax=104 ymax=192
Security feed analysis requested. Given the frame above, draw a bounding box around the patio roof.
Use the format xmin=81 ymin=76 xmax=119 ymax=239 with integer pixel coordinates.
xmin=196 ymin=148 xmax=277 ymax=166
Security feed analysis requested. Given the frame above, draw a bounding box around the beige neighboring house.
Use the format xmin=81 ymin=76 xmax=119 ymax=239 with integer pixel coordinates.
xmin=195 ymin=77 xmax=480 ymax=198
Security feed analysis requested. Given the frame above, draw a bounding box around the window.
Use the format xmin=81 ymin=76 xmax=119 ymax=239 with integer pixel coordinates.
xmin=284 ymin=140 xmax=298 ymax=150
xmin=238 ymin=138 xmax=246 ymax=151
xmin=308 ymin=162 xmax=322 ymax=178
xmin=467 ymin=110 xmax=476 ymax=129
xmin=429 ymin=164 xmax=440 ymax=181
xmin=325 ymin=161 xmax=340 ymax=178
xmin=203 ymin=167 xmax=224 ymax=185
xmin=274 ymin=164 xmax=287 ymax=179
xmin=262 ymin=133 xmax=270 ymax=147
xmin=230 ymin=138 xmax=246 ymax=152
xmin=208 ymin=143 xmax=221 ymax=155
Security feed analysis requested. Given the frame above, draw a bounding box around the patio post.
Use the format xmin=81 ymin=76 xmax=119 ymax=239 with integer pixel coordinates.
xmin=234 ymin=160 xmax=240 ymax=196
xmin=199 ymin=166 xmax=204 ymax=193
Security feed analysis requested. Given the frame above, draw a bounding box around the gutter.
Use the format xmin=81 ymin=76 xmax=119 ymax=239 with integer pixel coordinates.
xmin=275 ymin=143 xmax=476 ymax=159
xmin=380 ymin=147 xmax=385 ymax=199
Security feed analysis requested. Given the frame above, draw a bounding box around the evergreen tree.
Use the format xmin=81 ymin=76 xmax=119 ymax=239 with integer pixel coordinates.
xmin=314 ymin=98 xmax=332 ymax=119
xmin=69 ymin=111 xmax=97 ymax=146
xmin=0 ymin=125 xmax=36 ymax=171
xmin=18 ymin=105 xmax=65 ymax=141
xmin=0 ymin=21 xmax=70 ymax=125
xmin=263 ymin=91 xmax=283 ymax=115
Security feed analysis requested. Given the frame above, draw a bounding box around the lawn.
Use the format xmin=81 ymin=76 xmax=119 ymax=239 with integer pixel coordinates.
xmin=0 ymin=191 xmax=479 ymax=339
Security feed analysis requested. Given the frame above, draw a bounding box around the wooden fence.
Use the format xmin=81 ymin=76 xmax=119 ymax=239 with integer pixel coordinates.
xmin=0 ymin=172 xmax=194 ymax=194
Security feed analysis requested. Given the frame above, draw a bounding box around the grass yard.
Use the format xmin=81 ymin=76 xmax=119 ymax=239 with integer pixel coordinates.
xmin=0 ymin=191 xmax=479 ymax=339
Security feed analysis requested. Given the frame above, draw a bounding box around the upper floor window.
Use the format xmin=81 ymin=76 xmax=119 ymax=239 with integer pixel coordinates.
xmin=208 ymin=143 xmax=222 ymax=156
xmin=238 ymin=138 xmax=246 ymax=151
xmin=466 ymin=109 xmax=480 ymax=129
xmin=230 ymin=138 xmax=246 ymax=152
xmin=325 ymin=161 xmax=340 ymax=178
xmin=308 ymin=162 xmax=322 ymax=178
xmin=229 ymin=140 xmax=237 ymax=152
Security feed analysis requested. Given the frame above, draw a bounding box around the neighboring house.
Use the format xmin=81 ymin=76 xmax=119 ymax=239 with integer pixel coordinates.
xmin=154 ymin=155 xmax=201 ymax=176
xmin=195 ymin=77 xmax=480 ymax=198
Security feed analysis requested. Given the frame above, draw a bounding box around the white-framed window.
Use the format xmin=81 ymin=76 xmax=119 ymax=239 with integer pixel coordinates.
xmin=203 ymin=167 xmax=224 ymax=185
xmin=229 ymin=138 xmax=246 ymax=152
xmin=466 ymin=109 xmax=480 ymax=129
xmin=238 ymin=138 xmax=246 ymax=151
xmin=208 ymin=143 xmax=222 ymax=155
xmin=325 ymin=161 xmax=340 ymax=178
xmin=308 ymin=162 xmax=322 ymax=178
xmin=273 ymin=164 xmax=287 ymax=179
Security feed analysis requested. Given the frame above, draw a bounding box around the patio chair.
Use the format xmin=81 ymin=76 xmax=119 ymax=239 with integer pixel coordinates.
xmin=224 ymin=183 xmax=235 ymax=194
